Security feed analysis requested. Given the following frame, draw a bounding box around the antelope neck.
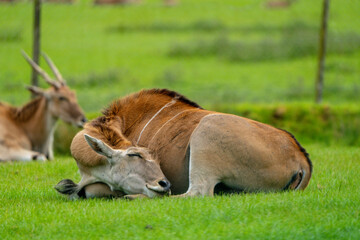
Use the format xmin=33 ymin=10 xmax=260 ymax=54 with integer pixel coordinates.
xmin=136 ymin=99 xmax=177 ymax=144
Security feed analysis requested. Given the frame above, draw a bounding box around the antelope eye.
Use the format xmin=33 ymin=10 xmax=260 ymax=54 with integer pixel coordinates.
xmin=127 ymin=153 xmax=143 ymax=159
xmin=58 ymin=96 xmax=68 ymax=101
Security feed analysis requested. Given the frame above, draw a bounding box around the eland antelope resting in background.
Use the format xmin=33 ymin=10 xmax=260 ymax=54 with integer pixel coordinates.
xmin=0 ymin=51 xmax=86 ymax=162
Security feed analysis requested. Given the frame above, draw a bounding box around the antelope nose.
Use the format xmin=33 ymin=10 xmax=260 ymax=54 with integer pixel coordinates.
xmin=81 ymin=117 xmax=87 ymax=123
xmin=158 ymin=179 xmax=171 ymax=192
xmin=77 ymin=117 xmax=88 ymax=128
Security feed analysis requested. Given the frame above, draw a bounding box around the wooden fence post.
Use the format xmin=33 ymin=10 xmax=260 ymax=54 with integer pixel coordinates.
xmin=31 ymin=0 xmax=41 ymax=98
xmin=315 ymin=0 xmax=330 ymax=104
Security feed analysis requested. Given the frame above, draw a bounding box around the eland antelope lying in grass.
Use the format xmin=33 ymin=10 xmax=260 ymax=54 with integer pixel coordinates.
xmin=0 ymin=51 xmax=86 ymax=162
xmin=56 ymin=89 xmax=312 ymax=199
xmin=55 ymin=117 xmax=171 ymax=199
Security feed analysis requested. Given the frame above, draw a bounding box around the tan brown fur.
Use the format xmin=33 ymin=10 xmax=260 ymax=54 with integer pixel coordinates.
xmin=8 ymin=97 xmax=43 ymax=122
xmin=89 ymin=116 xmax=132 ymax=149
xmin=71 ymin=117 xmax=132 ymax=167
xmin=71 ymin=88 xmax=312 ymax=196
xmin=103 ymin=89 xmax=202 ymax=118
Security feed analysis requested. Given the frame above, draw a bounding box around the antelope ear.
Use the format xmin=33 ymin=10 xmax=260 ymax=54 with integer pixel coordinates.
xmin=84 ymin=134 xmax=115 ymax=160
xmin=26 ymin=85 xmax=45 ymax=96
xmin=26 ymin=85 xmax=51 ymax=99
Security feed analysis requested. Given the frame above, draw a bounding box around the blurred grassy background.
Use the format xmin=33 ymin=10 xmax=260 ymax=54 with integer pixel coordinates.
xmin=1 ymin=0 xmax=359 ymax=109
xmin=0 ymin=0 xmax=359 ymax=152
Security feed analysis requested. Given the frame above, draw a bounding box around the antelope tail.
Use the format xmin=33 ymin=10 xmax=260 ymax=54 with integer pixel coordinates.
xmin=54 ymin=179 xmax=79 ymax=195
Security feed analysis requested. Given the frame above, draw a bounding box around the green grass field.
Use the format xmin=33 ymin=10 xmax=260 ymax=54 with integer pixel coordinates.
xmin=1 ymin=0 xmax=359 ymax=239
xmin=1 ymin=145 xmax=359 ymax=239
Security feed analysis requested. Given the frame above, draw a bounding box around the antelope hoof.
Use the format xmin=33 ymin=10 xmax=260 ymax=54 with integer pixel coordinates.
xmin=32 ymin=154 xmax=47 ymax=162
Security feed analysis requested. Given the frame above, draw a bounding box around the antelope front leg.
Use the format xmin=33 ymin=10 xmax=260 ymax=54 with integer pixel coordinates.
xmin=173 ymin=170 xmax=219 ymax=198
xmin=173 ymin=181 xmax=218 ymax=198
xmin=45 ymin=134 xmax=54 ymax=160
xmin=83 ymin=183 xmax=125 ymax=199
xmin=173 ymin=153 xmax=219 ymax=198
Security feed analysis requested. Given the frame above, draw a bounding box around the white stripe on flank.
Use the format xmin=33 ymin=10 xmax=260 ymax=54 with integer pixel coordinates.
xmin=136 ymin=99 xmax=177 ymax=144
xmin=149 ymin=109 xmax=191 ymax=144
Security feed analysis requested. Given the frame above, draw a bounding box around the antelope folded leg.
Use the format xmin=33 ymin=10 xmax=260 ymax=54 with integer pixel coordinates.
xmin=124 ymin=194 xmax=149 ymax=200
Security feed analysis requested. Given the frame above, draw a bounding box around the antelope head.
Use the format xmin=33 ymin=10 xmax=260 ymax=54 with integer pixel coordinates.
xmin=22 ymin=50 xmax=87 ymax=127
xmin=84 ymin=134 xmax=171 ymax=198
